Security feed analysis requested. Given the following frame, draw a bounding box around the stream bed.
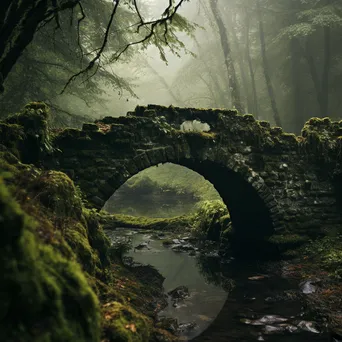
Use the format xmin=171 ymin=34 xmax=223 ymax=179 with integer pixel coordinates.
xmin=106 ymin=228 xmax=330 ymax=341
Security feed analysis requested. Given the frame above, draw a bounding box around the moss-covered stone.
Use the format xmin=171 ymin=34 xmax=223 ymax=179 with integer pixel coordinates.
xmin=191 ymin=200 xmax=229 ymax=241
xmin=5 ymin=102 xmax=53 ymax=163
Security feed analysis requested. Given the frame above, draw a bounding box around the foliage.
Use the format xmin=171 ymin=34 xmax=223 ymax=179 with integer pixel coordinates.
xmin=191 ymin=200 xmax=229 ymax=240
xmin=173 ymin=0 xmax=342 ymax=132
xmin=0 ymin=0 xmax=196 ymax=127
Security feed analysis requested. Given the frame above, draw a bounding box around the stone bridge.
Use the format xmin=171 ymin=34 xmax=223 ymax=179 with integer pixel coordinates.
xmin=48 ymin=104 xmax=342 ymax=250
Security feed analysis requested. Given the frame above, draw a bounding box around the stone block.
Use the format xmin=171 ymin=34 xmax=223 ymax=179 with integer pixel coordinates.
xmin=82 ymin=123 xmax=98 ymax=132
xmin=133 ymin=152 xmax=150 ymax=170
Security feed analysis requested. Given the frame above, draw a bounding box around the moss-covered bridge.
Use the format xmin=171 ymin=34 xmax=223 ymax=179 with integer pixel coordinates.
xmin=48 ymin=104 xmax=342 ymax=246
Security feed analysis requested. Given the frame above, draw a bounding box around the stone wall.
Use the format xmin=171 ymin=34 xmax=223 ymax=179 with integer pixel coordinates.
xmin=46 ymin=105 xmax=342 ymax=244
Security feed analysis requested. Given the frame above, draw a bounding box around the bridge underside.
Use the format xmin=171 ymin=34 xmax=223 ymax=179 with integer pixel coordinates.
xmin=181 ymin=159 xmax=274 ymax=238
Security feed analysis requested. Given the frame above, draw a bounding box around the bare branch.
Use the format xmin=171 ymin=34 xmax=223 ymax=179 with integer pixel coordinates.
xmin=61 ymin=0 xmax=120 ymax=93
xmin=77 ymin=2 xmax=86 ymax=60
xmin=113 ymin=0 xmax=186 ymax=62
xmin=61 ymin=0 xmax=187 ymax=93
xmin=133 ymin=0 xmax=144 ymax=29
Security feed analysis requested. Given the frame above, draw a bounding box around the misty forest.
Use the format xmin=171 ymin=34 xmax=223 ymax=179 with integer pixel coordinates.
xmin=1 ymin=0 xmax=342 ymax=341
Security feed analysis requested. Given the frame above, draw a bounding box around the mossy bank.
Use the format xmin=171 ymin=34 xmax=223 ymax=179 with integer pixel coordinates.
xmin=0 ymin=103 xmax=178 ymax=342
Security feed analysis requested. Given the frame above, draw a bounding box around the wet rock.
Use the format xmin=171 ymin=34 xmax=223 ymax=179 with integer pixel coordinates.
xmin=172 ymin=239 xmax=181 ymax=244
xmin=171 ymin=244 xmax=195 ymax=252
xmin=133 ymin=242 xmax=150 ymax=251
xmin=297 ymin=320 xmax=320 ymax=333
xmin=180 ymin=236 xmax=190 ymax=241
xmin=156 ymin=316 xmax=179 ymax=334
xmin=258 ymin=315 xmax=288 ymax=324
xmin=168 ymin=286 xmax=189 ymax=301
xmin=248 ymin=275 xmax=269 ymax=281
xmin=162 ymin=240 xmax=173 ymax=246
xmin=263 ymin=325 xmax=286 ymax=334
xmin=241 ymin=315 xmax=288 ymax=326
xmin=299 ymin=280 xmax=318 ymax=294
xmin=202 ymin=250 xmax=220 ymax=258
xmin=283 ymin=324 xmax=299 ymax=333
xmin=178 ymin=322 xmax=197 ymax=332
xmin=240 ymin=318 xmax=264 ymax=326
xmin=189 ymin=250 xmax=196 ymax=256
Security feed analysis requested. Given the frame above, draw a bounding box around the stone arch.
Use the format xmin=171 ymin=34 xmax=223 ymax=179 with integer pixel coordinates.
xmin=99 ymin=144 xmax=284 ymax=244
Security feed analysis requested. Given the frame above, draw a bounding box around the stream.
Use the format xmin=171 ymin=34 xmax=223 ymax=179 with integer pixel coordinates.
xmin=106 ymin=228 xmax=330 ymax=341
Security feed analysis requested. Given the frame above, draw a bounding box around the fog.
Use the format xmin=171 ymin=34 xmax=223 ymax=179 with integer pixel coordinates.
xmin=2 ymin=0 xmax=342 ymax=133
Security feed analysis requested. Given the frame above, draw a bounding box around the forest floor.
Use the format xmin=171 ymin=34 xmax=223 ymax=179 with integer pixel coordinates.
xmin=278 ymin=235 xmax=342 ymax=336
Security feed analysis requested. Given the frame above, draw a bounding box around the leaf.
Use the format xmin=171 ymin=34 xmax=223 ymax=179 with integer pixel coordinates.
xmin=125 ymin=323 xmax=137 ymax=333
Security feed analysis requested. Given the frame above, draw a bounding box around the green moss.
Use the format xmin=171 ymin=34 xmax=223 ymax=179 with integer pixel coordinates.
xmin=0 ymin=177 xmax=101 ymax=342
xmin=4 ymin=102 xmax=53 ymax=163
xmin=0 ymin=123 xmax=24 ymax=157
xmin=242 ymin=114 xmax=256 ymax=122
xmin=64 ymin=222 xmax=100 ymax=274
xmin=307 ymin=117 xmax=331 ymax=127
xmin=102 ymin=301 xmax=152 ymax=341
xmin=258 ymin=120 xmax=271 ymax=129
xmin=83 ymin=209 xmax=111 ymax=267
xmin=270 ymin=127 xmax=283 ymax=135
xmin=191 ymin=200 xmax=228 ymax=241
xmin=98 ymin=211 xmax=192 ymax=232
xmin=269 ymin=233 xmax=309 ymax=247
xmin=0 ymin=150 xmax=20 ymax=178
xmin=280 ymin=132 xmax=298 ymax=144
xmin=29 ymin=171 xmax=83 ymax=219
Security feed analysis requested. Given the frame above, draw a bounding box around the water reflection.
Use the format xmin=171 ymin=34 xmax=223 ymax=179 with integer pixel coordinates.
xmin=106 ymin=229 xmax=329 ymax=342
xmin=106 ymin=229 xmax=228 ymax=340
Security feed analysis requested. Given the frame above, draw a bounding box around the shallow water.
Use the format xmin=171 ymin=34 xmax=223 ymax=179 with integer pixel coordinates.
xmin=106 ymin=228 xmax=228 ymax=340
xmin=106 ymin=229 xmax=330 ymax=341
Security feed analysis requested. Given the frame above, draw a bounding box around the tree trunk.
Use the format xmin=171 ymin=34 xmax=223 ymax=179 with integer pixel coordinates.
xmin=304 ymin=36 xmax=328 ymax=117
xmin=228 ymin=12 xmax=252 ymax=113
xmin=145 ymin=61 xmax=186 ymax=106
xmin=290 ymin=38 xmax=304 ymax=132
xmin=257 ymin=0 xmax=282 ymax=126
xmin=244 ymin=9 xmax=259 ymax=118
xmin=193 ymin=38 xmax=229 ymax=107
xmin=321 ymin=12 xmax=331 ymax=116
xmin=210 ymin=0 xmax=243 ymax=113
xmin=0 ymin=0 xmax=79 ymax=93
xmin=0 ymin=1 xmax=50 ymax=92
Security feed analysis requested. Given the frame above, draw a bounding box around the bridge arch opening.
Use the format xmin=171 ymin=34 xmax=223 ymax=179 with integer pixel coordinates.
xmin=101 ymin=160 xmax=279 ymax=258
